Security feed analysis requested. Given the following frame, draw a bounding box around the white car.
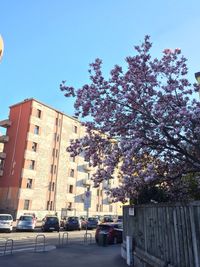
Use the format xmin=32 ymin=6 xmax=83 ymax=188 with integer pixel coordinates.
xmin=16 ymin=215 xmax=36 ymax=231
xmin=0 ymin=214 xmax=13 ymax=232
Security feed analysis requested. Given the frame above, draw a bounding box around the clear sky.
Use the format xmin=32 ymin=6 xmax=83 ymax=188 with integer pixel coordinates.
xmin=1 ymin=0 xmax=200 ymax=126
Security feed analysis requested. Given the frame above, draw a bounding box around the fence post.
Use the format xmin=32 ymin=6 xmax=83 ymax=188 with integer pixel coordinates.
xmin=126 ymin=236 xmax=133 ymax=266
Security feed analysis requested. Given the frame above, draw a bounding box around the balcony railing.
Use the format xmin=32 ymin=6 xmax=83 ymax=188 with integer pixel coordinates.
xmin=82 ymin=179 xmax=91 ymax=186
xmin=0 ymin=119 xmax=11 ymax=128
xmin=0 ymin=152 xmax=6 ymax=159
xmin=83 ymin=164 xmax=91 ymax=172
xmin=0 ymin=135 xmax=9 ymax=143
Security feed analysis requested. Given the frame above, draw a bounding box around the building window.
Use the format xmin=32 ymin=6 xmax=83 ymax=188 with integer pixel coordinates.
xmin=70 ymin=169 xmax=75 ymax=177
xmin=32 ymin=142 xmax=37 ymax=152
xmin=69 ymin=156 xmax=76 ymax=162
xmin=36 ymin=109 xmax=42 ymax=118
xmin=97 ymin=189 xmax=99 ymax=196
xmin=74 ymin=125 xmax=78 ymax=133
xmin=47 ymin=201 xmax=49 ymax=210
xmin=29 ymin=160 xmax=35 ymax=170
xmin=52 ymin=148 xmax=55 ymax=157
xmin=68 ymin=185 xmax=73 ymax=194
xmin=50 ymin=164 xmax=53 ymax=173
xmin=54 ymin=133 xmax=59 ymax=142
xmin=56 ymin=149 xmax=58 ymax=158
xmin=24 ymin=200 xmax=30 ymax=210
xmin=50 ymin=201 xmax=53 ymax=210
xmin=26 ymin=178 xmax=33 ymax=189
xmin=54 ymin=165 xmax=57 ymax=174
xmin=100 ymin=204 xmax=103 ymax=212
xmin=49 ymin=182 xmax=55 ymax=191
xmin=34 ymin=125 xmax=40 ymax=135
xmin=96 ymin=204 xmax=99 ymax=212
xmin=52 ymin=182 xmax=55 ymax=191
xmin=55 ymin=118 xmax=58 ymax=126
xmin=67 ymin=202 xmax=72 ymax=210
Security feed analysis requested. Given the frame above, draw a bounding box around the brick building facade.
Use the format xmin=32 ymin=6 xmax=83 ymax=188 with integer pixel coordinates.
xmin=0 ymin=98 xmax=122 ymax=219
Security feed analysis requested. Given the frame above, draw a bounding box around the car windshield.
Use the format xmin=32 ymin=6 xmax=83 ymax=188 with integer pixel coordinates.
xmin=98 ymin=225 xmax=114 ymax=232
xmin=68 ymin=217 xmax=78 ymax=221
xmin=19 ymin=216 xmax=33 ymax=221
xmin=88 ymin=218 xmax=97 ymax=222
xmin=0 ymin=215 xmax=12 ymax=220
xmin=46 ymin=217 xmax=58 ymax=222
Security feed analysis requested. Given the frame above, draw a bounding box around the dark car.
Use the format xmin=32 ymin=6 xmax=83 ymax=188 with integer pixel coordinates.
xmin=82 ymin=217 xmax=99 ymax=230
xmin=64 ymin=216 xmax=81 ymax=231
xmin=102 ymin=215 xmax=114 ymax=223
xmin=95 ymin=223 xmax=123 ymax=244
xmin=41 ymin=216 xmax=60 ymax=232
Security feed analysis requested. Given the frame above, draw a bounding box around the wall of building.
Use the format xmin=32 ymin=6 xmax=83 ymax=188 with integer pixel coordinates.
xmin=0 ymin=100 xmax=32 ymax=216
xmin=0 ymin=99 xmax=122 ymax=220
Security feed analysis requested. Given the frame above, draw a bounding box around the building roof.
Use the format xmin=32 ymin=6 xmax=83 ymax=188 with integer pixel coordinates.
xmin=9 ymin=98 xmax=79 ymax=122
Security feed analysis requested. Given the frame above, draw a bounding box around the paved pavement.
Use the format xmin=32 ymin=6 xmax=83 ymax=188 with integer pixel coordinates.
xmin=0 ymin=243 xmax=127 ymax=267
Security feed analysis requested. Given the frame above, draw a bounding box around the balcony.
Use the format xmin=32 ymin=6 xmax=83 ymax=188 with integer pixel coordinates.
xmin=0 ymin=152 xmax=6 ymax=159
xmin=83 ymin=164 xmax=91 ymax=172
xmin=107 ymin=197 xmax=113 ymax=204
xmin=0 ymin=119 xmax=11 ymax=128
xmin=82 ymin=179 xmax=91 ymax=187
xmin=0 ymin=135 xmax=9 ymax=143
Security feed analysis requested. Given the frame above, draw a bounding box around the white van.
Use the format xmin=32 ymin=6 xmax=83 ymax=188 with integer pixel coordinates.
xmin=0 ymin=214 xmax=13 ymax=232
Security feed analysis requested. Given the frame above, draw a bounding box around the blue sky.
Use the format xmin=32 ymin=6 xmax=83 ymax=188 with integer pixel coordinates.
xmin=1 ymin=0 xmax=200 ymax=126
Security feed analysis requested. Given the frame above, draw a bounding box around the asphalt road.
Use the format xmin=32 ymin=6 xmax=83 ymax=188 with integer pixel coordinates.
xmin=0 ymin=229 xmax=96 ymax=255
xmin=0 ymin=229 xmax=127 ymax=267
xmin=0 ymin=243 xmax=126 ymax=267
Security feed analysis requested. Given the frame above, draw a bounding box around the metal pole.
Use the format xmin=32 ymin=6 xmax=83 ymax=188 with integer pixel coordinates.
xmin=85 ymin=207 xmax=89 ymax=241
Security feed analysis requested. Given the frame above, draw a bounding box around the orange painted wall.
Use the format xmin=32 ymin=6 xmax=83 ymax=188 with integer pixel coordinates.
xmin=0 ymin=100 xmax=32 ymax=188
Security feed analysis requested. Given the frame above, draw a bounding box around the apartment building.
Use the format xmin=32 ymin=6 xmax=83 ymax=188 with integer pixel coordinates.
xmin=0 ymin=98 xmax=122 ymax=219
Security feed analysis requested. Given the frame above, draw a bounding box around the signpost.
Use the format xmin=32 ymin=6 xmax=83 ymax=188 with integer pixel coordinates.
xmin=84 ymin=190 xmax=91 ymax=241
xmin=84 ymin=190 xmax=91 ymax=210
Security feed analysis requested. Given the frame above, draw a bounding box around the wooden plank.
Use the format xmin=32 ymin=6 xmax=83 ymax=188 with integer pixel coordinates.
xmin=189 ymin=206 xmax=199 ymax=267
xmin=184 ymin=206 xmax=194 ymax=267
xmin=134 ymin=246 xmax=175 ymax=267
xmin=173 ymin=207 xmax=180 ymax=266
xmin=180 ymin=205 xmax=189 ymax=267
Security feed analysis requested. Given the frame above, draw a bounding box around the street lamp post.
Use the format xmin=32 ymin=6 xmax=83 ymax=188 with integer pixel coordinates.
xmin=194 ymin=72 xmax=200 ymax=98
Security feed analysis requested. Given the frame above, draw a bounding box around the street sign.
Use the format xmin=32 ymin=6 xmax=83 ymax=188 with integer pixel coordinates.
xmin=84 ymin=190 xmax=91 ymax=210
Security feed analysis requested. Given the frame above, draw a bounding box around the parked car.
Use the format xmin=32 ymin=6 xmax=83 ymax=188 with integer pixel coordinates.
xmin=41 ymin=215 xmax=60 ymax=232
xmin=16 ymin=215 xmax=36 ymax=231
xmin=82 ymin=217 xmax=99 ymax=230
xmin=116 ymin=215 xmax=123 ymax=223
xmin=0 ymin=214 xmax=13 ymax=233
xmin=64 ymin=216 xmax=81 ymax=231
xmin=102 ymin=215 xmax=114 ymax=223
xmin=95 ymin=222 xmax=123 ymax=244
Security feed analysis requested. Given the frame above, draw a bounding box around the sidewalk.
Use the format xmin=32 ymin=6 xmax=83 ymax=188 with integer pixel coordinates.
xmin=0 ymin=243 xmax=127 ymax=267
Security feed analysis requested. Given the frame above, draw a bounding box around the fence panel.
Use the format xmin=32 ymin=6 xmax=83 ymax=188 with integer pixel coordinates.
xmin=123 ymin=201 xmax=200 ymax=267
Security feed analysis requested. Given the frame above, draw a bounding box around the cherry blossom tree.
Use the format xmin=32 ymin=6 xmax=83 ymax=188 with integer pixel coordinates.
xmin=60 ymin=36 xmax=200 ymax=203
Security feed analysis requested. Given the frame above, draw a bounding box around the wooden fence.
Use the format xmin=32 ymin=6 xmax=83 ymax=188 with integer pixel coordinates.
xmin=123 ymin=201 xmax=200 ymax=267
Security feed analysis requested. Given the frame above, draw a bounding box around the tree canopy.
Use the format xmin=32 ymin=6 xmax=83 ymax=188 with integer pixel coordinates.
xmin=60 ymin=36 xmax=200 ymax=203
